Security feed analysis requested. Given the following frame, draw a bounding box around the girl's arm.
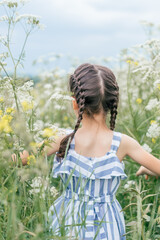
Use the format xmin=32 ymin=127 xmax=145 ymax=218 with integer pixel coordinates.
xmin=40 ymin=133 xmax=67 ymax=156
xmin=11 ymin=133 xmax=67 ymax=166
xmin=121 ymin=134 xmax=160 ymax=176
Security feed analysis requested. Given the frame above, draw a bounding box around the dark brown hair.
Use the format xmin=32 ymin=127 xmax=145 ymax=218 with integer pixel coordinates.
xmin=56 ymin=63 xmax=119 ymax=161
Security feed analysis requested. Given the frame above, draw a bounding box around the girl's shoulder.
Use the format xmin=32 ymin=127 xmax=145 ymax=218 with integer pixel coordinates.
xmin=119 ymin=132 xmax=141 ymax=156
xmin=64 ymin=128 xmax=140 ymax=154
xmin=65 ymin=128 xmax=136 ymax=141
xmin=121 ymin=133 xmax=140 ymax=147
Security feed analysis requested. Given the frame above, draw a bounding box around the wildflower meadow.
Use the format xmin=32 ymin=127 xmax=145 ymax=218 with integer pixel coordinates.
xmin=0 ymin=1 xmax=160 ymax=240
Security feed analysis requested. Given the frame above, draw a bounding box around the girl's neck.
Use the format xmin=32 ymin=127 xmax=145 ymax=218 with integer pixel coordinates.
xmin=80 ymin=113 xmax=110 ymax=132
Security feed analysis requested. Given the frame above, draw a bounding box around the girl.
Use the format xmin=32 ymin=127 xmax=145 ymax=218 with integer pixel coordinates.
xmin=12 ymin=63 xmax=160 ymax=240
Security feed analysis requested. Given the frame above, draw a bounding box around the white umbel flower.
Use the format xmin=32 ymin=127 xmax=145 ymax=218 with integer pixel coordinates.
xmin=29 ymin=176 xmax=59 ymax=199
xmin=49 ymin=92 xmax=73 ymax=101
xmin=146 ymin=123 xmax=160 ymax=138
xmin=50 ymin=186 xmax=58 ymax=197
xmin=0 ymin=15 xmax=9 ymax=21
xmin=15 ymin=14 xmax=41 ymax=22
xmin=0 ymin=0 xmax=29 ymax=6
xmin=33 ymin=120 xmax=44 ymax=131
xmin=142 ymin=143 xmax=152 ymax=153
xmin=145 ymin=98 xmax=159 ymax=111
xmin=124 ymin=180 xmax=136 ymax=189
xmin=29 ymin=176 xmax=50 ymax=198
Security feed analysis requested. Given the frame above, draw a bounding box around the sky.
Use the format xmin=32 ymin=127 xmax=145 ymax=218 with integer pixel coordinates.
xmin=1 ymin=0 xmax=160 ymax=75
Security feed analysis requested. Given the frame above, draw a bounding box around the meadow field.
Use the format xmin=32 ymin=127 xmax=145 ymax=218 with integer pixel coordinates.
xmin=0 ymin=1 xmax=160 ymax=239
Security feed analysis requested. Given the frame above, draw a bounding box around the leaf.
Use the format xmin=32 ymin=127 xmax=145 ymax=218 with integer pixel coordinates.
xmin=140 ymin=189 xmax=150 ymax=194
xmin=155 ymin=217 xmax=160 ymax=224
xmin=126 ymin=187 xmax=140 ymax=195
xmin=142 ymin=193 xmax=158 ymax=201
xmin=143 ymin=203 xmax=152 ymax=215
xmin=121 ymin=203 xmax=137 ymax=212
xmin=143 ymin=214 xmax=151 ymax=222
xmin=121 ymin=124 xmax=137 ymax=139
xmin=126 ymin=221 xmax=137 ymax=226
xmin=122 ymin=230 xmax=136 ymax=236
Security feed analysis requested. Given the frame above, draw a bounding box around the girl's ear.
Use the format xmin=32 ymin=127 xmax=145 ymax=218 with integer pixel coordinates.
xmin=72 ymin=97 xmax=78 ymax=110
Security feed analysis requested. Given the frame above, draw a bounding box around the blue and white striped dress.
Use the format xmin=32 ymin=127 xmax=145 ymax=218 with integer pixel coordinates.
xmin=48 ymin=129 xmax=127 ymax=240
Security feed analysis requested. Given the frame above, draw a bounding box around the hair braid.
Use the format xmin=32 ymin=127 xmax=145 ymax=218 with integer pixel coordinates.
xmin=110 ymin=101 xmax=118 ymax=130
xmin=72 ymin=74 xmax=85 ymax=132
xmin=56 ymin=73 xmax=85 ymax=161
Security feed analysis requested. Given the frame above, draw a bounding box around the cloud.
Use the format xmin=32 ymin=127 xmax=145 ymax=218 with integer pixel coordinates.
xmin=24 ymin=0 xmax=160 ymax=36
xmin=1 ymin=0 xmax=160 ymax=74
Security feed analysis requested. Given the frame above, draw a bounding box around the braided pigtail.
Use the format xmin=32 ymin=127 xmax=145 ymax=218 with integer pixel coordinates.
xmin=110 ymin=101 xmax=118 ymax=130
xmin=56 ymin=74 xmax=85 ymax=161
xmin=109 ymin=79 xmax=119 ymax=130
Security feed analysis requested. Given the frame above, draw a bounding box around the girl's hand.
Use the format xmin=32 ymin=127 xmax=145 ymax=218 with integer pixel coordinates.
xmin=10 ymin=151 xmax=29 ymax=166
xmin=11 ymin=153 xmax=17 ymax=162
xmin=136 ymin=166 xmax=159 ymax=180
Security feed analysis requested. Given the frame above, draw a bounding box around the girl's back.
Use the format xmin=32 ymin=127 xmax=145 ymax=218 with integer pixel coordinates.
xmin=73 ymin=126 xmax=125 ymax=162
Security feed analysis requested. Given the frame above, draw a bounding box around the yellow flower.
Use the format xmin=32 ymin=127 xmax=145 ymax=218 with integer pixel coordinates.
xmin=157 ymin=83 xmax=160 ymax=90
xmin=0 ymin=110 xmax=3 ymax=116
xmin=29 ymin=141 xmax=41 ymax=152
xmin=0 ymin=115 xmax=13 ymax=133
xmin=0 ymin=119 xmax=7 ymax=132
xmin=152 ymin=138 xmax=156 ymax=144
xmin=0 ymin=118 xmax=13 ymax=133
xmin=150 ymin=120 xmax=156 ymax=125
xmin=42 ymin=128 xmax=58 ymax=138
xmin=27 ymin=154 xmax=36 ymax=165
xmin=136 ymin=98 xmax=142 ymax=104
xmin=4 ymin=124 xmax=13 ymax=133
xmin=2 ymin=115 xmax=13 ymax=122
xmin=6 ymin=107 xmax=15 ymax=114
xmin=63 ymin=116 xmax=68 ymax=121
xmin=134 ymin=61 xmax=139 ymax=66
xmin=21 ymin=101 xmax=34 ymax=112
xmin=30 ymin=141 xmax=38 ymax=148
xmin=44 ymin=139 xmax=49 ymax=145
xmin=0 ymin=97 xmax=4 ymax=102
xmin=126 ymin=60 xmax=132 ymax=64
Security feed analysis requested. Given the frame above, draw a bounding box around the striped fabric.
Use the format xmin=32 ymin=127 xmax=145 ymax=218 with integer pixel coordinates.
xmin=47 ymin=129 xmax=127 ymax=240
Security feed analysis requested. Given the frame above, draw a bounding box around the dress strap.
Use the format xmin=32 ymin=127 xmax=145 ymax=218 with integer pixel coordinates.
xmin=110 ymin=131 xmax=122 ymax=153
